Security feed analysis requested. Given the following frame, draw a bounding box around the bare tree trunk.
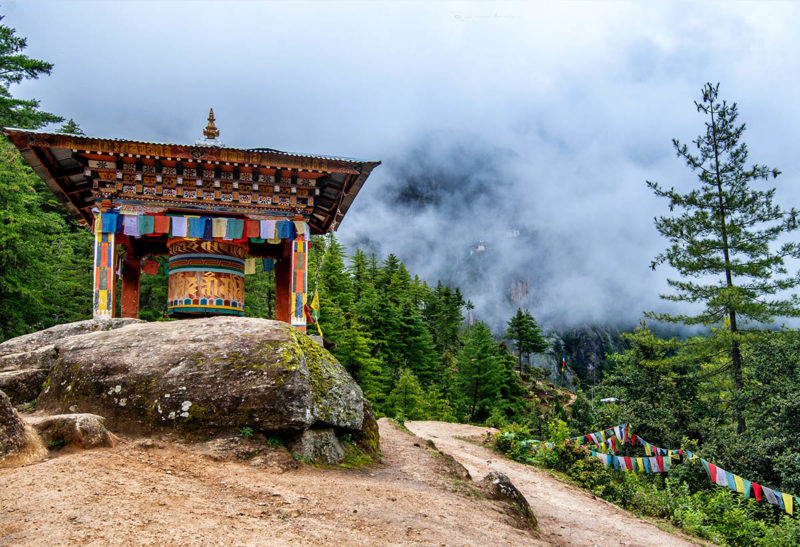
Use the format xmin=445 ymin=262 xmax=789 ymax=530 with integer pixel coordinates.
xmin=710 ymin=95 xmax=746 ymax=434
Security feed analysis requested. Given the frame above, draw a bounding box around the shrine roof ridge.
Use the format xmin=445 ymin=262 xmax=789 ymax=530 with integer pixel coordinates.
xmin=2 ymin=127 xmax=377 ymax=166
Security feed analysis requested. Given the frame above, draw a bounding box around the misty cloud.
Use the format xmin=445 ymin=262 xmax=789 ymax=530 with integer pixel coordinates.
xmin=6 ymin=1 xmax=800 ymax=331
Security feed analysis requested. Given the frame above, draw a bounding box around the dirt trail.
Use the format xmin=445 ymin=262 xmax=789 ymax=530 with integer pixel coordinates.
xmin=406 ymin=421 xmax=699 ymax=547
xmin=1 ymin=419 xmax=546 ymax=546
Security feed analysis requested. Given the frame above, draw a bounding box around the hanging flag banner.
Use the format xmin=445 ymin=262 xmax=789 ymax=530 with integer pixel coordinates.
xmin=512 ymin=423 xmax=798 ymax=516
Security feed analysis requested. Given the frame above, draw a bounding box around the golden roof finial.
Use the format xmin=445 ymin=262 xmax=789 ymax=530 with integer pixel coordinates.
xmin=203 ymin=108 xmax=220 ymax=140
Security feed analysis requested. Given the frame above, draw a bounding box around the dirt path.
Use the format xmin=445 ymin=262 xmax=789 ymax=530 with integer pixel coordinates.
xmin=1 ymin=419 xmax=546 ymax=546
xmin=406 ymin=421 xmax=700 ymax=547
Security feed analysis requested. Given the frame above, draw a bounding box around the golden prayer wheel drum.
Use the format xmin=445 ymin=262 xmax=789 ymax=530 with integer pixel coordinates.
xmin=166 ymin=239 xmax=247 ymax=316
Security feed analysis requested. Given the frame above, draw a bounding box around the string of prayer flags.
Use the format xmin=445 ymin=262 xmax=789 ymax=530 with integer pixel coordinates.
xmin=94 ymin=211 xmax=309 ymax=245
xmin=562 ymin=425 xmax=799 ymax=516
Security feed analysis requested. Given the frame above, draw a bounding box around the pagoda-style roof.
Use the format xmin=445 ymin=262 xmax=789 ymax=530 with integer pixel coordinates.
xmin=2 ymin=127 xmax=380 ymax=234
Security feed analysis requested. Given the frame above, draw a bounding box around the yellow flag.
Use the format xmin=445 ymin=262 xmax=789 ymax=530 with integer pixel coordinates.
xmin=782 ymin=493 xmax=793 ymax=515
xmin=310 ymin=291 xmax=319 ymax=312
xmin=637 ymin=458 xmax=645 ymax=472
xmin=94 ymin=213 xmax=102 ymax=234
xmin=244 ymin=258 xmax=256 ymax=275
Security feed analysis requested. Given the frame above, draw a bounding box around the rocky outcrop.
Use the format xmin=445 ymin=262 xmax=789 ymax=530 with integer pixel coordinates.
xmin=197 ymin=435 xmax=298 ymax=472
xmin=0 ymin=316 xmax=375 ymax=464
xmin=25 ymin=413 xmax=117 ymax=449
xmin=288 ymin=428 xmax=345 ymax=465
xmin=0 ymin=318 xmax=143 ymax=357
xmin=0 ymin=390 xmax=45 ymax=466
xmin=0 ymin=318 xmax=142 ymax=405
xmin=480 ymin=471 xmax=537 ymax=529
xmin=353 ymin=399 xmax=380 ymax=459
xmin=529 ymin=325 xmax=628 ymax=390
xmin=35 ymin=316 xmax=364 ymax=436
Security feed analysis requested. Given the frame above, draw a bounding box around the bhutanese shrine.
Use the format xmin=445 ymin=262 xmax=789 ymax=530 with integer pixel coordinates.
xmin=2 ymin=111 xmax=380 ymax=332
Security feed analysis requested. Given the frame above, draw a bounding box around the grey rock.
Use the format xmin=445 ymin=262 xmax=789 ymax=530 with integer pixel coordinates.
xmin=24 ymin=413 xmax=116 ymax=449
xmin=288 ymin=428 xmax=345 ymax=465
xmin=480 ymin=471 xmax=537 ymax=528
xmin=36 ymin=317 xmax=365 ymax=442
xmin=0 ymin=319 xmax=141 ymax=405
xmin=0 ymin=318 xmax=143 ymax=357
xmin=0 ymin=368 xmax=50 ymax=405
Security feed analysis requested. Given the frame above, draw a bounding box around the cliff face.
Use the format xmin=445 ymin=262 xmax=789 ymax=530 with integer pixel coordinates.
xmin=528 ymin=325 xmax=628 ymax=391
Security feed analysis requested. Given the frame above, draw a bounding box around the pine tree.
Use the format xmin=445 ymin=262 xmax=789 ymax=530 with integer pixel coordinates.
xmin=646 ymin=83 xmax=800 ymax=433
xmin=58 ymin=118 xmax=84 ymax=135
xmin=494 ymin=341 xmax=529 ymax=421
xmin=349 ymin=248 xmax=371 ymax=300
xmin=0 ymin=17 xmax=62 ymax=129
xmin=423 ymin=384 xmax=457 ymax=422
xmin=505 ymin=308 xmax=548 ymax=370
xmin=398 ymin=305 xmax=437 ymax=385
xmin=456 ymin=321 xmax=502 ymax=422
xmin=386 ymin=368 xmax=426 ymax=420
xmin=319 ymin=235 xmax=353 ymax=313
xmin=335 ymin=314 xmax=384 ymax=405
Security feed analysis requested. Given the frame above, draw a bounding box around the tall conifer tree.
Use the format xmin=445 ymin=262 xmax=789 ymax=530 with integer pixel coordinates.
xmin=647 ymin=83 xmax=800 ymax=433
xmin=0 ymin=16 xmax=62 ymax=128
xmin=505 ymin=308 xmax=548 ymax=370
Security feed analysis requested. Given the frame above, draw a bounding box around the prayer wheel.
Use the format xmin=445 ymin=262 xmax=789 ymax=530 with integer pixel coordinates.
xmin=166 ymin=239 xmax=247 ymax=316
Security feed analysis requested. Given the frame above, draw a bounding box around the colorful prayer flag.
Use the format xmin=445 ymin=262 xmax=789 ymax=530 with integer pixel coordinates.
xmin=142 ymin=260 xmax=159 ymax=275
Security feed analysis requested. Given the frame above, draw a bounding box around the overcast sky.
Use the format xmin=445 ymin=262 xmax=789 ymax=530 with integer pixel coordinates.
xmin=7 ymin=1 xmax=800 ymax=331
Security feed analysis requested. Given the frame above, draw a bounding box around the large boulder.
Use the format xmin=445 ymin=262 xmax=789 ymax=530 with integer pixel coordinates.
xmin=36 ymin=317 xmax=366 ymax=450
xmin=480 ymin=471 xmax=537 ymax=529
xmin=0 ymin=318 xmax=143 ymax=405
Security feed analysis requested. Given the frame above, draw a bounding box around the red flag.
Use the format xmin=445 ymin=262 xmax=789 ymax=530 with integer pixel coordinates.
xmin=245 ymin=219 xmax=260 ymax=238
xmin=153 ymin=215 xmax=170 ymax=234
xmin=142 ymin=260 xmax=159 ymax=275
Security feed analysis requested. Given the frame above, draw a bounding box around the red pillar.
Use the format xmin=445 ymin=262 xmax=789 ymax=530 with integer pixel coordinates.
xmin=274 ymin=255 xmax=291 ymax=323
xmin=274 ymin=238 xmax=294 ymax=323
xmin=120 ymin=257 xmax=141 ymax=319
